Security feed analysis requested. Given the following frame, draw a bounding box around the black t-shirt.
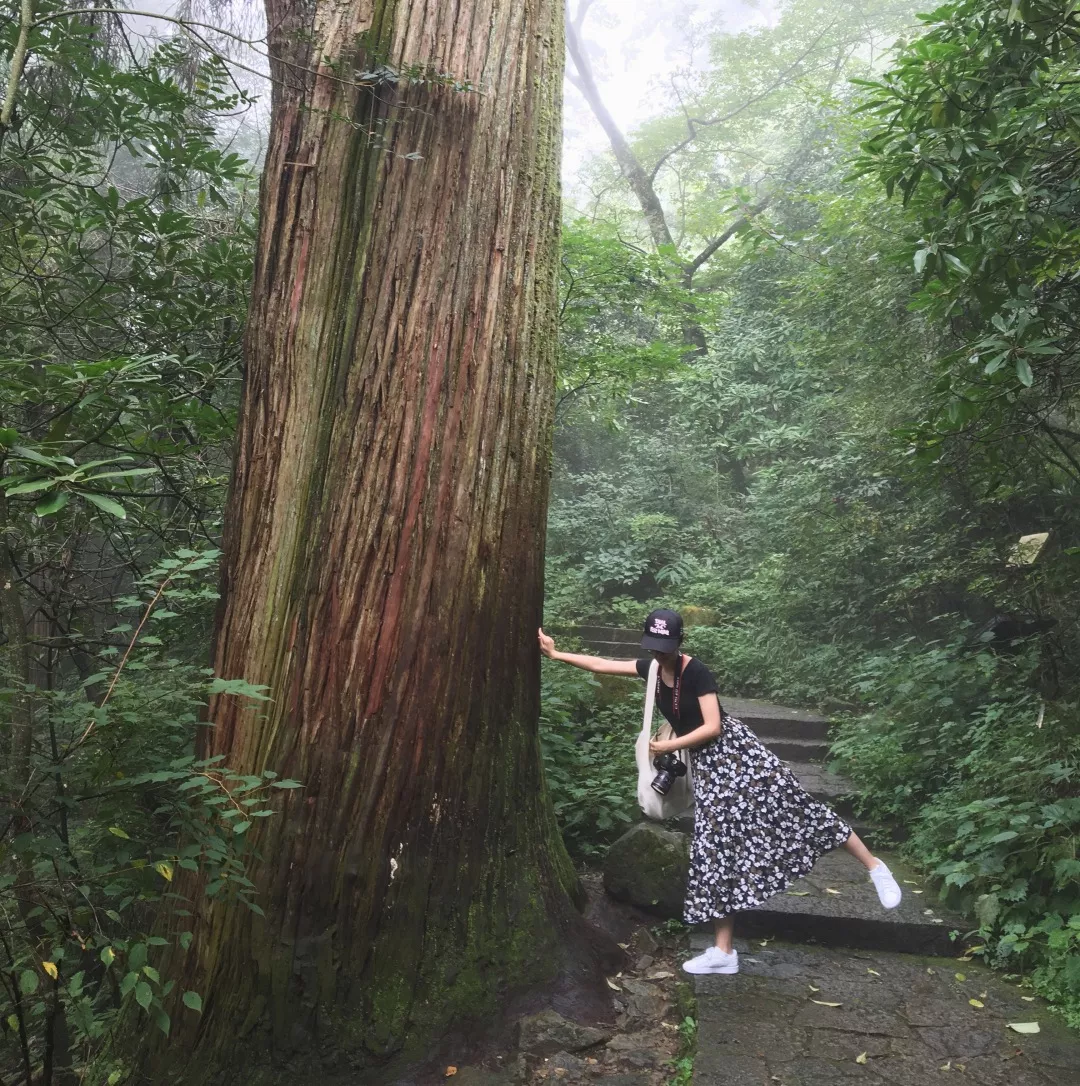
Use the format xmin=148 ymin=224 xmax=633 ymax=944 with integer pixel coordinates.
xmin=635 ymin=656 xmax=721 ymax=736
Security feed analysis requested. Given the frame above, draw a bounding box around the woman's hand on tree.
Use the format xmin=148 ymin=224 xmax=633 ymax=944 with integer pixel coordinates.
xmin=538 ymin=628 xmax=556 ymax=659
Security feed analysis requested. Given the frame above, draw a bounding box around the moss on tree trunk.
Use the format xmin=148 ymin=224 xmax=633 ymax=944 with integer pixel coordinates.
xmin=136 ymin=0 xmax=578 ymax=1079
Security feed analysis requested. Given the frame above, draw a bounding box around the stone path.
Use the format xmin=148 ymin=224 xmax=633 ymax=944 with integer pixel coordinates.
xmin=692 ymin=938 xmax=1077 ymax=1085
xmin=685 ymin=698 xmax=1080 ymax=1085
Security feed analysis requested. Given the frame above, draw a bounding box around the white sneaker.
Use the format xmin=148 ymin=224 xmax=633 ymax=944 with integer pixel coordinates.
xmin=682 ymin=946 xmax=739 ymax=975
xmin=869 ymin=861 xmax=902 ymax=909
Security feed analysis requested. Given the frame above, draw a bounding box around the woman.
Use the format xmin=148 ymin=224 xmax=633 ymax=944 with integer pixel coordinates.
xmin=538 ymin=608 xmax=901 ymax=976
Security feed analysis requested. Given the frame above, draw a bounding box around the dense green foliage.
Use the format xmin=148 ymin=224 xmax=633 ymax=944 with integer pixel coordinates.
xmin=544 ymin=0 xmax=1080 ymax=1024
xmin=4 ymin=0 xmax=1080 ymax=1078
xmin=0 ymin=8 xmax=265 ymax=1080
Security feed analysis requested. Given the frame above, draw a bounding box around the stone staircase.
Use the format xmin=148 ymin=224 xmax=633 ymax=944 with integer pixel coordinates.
xmin=681 ymin=697 xmax=1080 ymax=1085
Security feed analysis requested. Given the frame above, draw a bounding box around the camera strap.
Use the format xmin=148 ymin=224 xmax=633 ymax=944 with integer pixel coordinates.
xmin=655 ymin=653 xmax=686 ymax=720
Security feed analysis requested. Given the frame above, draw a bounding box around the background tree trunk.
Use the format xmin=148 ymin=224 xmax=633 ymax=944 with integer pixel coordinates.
xmin=144 ymin=0 xmax=583 ymax=1078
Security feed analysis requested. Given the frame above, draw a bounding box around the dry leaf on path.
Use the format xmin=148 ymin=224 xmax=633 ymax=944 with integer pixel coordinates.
xmin=955 ymin=973 xmax=966 ymax=982
xmin=808 ymin=984 xmax=820 ymax=992
xmin=606 ymin=978 xmax=622 ymax=991
xmin=648 ymin=971 xmax=674 ymax=979
xmin=866 ymin=968 xmax=880 ymax=976
xmin=856 ymin=1052 xmax=867 ymax=1065
xmin=786 ymin=891 xmax=810 ymax=896
xmin=1007 ymin=1022 xmax=1040 ymax=1034
xmin=811 ymin=1000 xmax=842 ymax=1007
xmin=445 ymin=1068 xmax=457 ymax=1078
xmin=969 ymin=999 xmax=984 ymax=1008
xmin=1021 ymin=996 xmax=1035 ymax=1002
xmin=825 ymin=887 xmax=842 ymax=895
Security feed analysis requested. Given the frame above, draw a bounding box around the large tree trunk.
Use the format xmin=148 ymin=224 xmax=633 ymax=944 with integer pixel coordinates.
xmin=144 ymin=0 xmax=581 ymax=1078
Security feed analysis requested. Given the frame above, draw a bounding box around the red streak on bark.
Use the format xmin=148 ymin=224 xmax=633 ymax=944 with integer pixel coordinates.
xmin=364 ymin=339 xmax=447 ymax=717
xmin=290 ymin=231 xmax=311 ymax=326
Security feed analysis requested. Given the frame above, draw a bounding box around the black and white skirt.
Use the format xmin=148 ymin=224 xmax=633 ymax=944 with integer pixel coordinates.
xmin=684 ymin=714 xmax=851 ymax=923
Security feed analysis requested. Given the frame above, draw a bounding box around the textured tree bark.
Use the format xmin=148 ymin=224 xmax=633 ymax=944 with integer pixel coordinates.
xmin=140 ymin=0 xmax=581 ymax=1078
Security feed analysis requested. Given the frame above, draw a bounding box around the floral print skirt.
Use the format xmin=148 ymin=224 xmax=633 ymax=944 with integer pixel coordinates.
xmin=684 ymin=715 xmax=852 ymax=923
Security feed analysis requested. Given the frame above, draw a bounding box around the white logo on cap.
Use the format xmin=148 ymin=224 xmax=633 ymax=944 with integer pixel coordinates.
xmin=650 ymin=618 xmax=669 ymax=635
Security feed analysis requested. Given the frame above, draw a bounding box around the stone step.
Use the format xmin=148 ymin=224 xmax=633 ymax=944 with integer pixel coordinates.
xmin=741 ymin=714 xmax=831 ymax=740
xmin=724 ymin=698 xmax=831 ymax=742
xmin=690 ymin=940 xmax=1079 ymax=1086
xmin=691 ymin=851 xmax=962 ymax=956
xmin=761 ymin=736 xmax=831 ymax=761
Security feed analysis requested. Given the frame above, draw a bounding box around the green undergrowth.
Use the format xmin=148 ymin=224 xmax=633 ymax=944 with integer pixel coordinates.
xmin=539 ymin=657 xmax=640 ymax=860
xmin=831 ymin=635 xmax=1080 ymax=1027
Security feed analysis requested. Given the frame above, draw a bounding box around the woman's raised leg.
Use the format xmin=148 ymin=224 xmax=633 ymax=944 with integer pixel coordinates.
xmin=844 ymin=831 xmax=902 ymax=908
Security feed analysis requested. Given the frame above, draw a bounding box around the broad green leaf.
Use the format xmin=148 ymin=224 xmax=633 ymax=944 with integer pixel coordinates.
xmin=35 ymin=491 xmax=70 ymax=516
xmin=6 ymin=478 xmax=55 ymax=496
xmin=81 ymin=492 xmax=127 ymax=519
xmin=183 ymin=990 xmax=203 ymax=1013
xmin=135 ymin=981 xmax=152 ymax=1010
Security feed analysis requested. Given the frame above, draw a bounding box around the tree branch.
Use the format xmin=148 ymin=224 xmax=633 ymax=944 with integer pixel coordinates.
xmin=683 ymin=196 xmax=772 ymax=281
xmin=565 ymin=1 xmax=675 ymax=251
xmin=0 ymin=0 xmax=34 ymax=140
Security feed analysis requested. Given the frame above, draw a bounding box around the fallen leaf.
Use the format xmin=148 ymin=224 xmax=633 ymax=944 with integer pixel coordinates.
xmin=42 ymin=962 xmax=58 ymax=981
xmin=1007 ymin=1022 xmax=1040 ymax=1034
xmin=979 ymin=991 xmax=987 ymax=999
xmin=825 ymin=887 xmax=842 ymax=895
xmin=966 ymin=946 xmax=986 ymax=955
xmin=866 ymin=968 xmax=880 ymax=976
xmin=617 ymin=942 xmax=629 ymax=950
xmin=1021 ymin=996 xmax=1035 ymax=1002
xmin=955 ymin=973 xmax=967 ymax=982
xmin=445 ymin=1068 xmax=457 ymax=1078
xmin=605 ymin=978 xmax=622 ymax=992
xmin=927 ymin=968 xmax=937 ymax=975
xmin=808 ymin=984 xmax=820 ymax=992
xmin=940 ymin=1060 xmax=952 ymax=1071
xmin=758 ymin=938 xmax=771 ymax=946
xmin=786 ymin=890 xmax=811 ymax=896
xmin=902 ymin=879 xmax=918 ymax=884
xmin=811 ymin=1000 xmax=842 ymax=1007
xmin=969 ymin=999 xmax=984 ymax=1009
xmin=923 ymin=909 xmax=935 ymax=916
xmin=912 ymin=889 xmax=924 ymax=894
xmin=856 ymin=1052 xmax=867 ymax=1065
xmin=647 ymin=971 xmax=674 ymax=980
xmin=586 ymin=1058 xmax=598 ymax=1065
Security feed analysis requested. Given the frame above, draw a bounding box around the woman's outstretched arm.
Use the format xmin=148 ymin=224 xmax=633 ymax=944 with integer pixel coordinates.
xmin=538 ymin=628 xmax=640 ymax=676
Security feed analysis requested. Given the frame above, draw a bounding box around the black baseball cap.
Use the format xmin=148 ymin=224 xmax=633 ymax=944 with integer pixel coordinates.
xmin=641 ymin=608 xmax=683 ymax=652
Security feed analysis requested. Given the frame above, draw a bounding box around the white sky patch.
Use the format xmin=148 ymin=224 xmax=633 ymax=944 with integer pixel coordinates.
xmin=563 ymin=0 xmax=781 ymax=190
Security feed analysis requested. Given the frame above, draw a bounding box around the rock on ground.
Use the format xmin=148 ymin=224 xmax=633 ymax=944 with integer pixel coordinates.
xmin=516 ymin=1009 xmax=612 ymax=1059
xmin=602 ymin=823 xmax=688 ymax=917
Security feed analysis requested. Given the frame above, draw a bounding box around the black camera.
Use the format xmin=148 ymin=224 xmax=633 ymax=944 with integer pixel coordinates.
xmin=651 ymin=751 xmax=687 ymax=796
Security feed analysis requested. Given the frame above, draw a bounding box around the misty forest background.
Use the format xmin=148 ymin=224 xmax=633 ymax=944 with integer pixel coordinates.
xmin=3 ymin=0 xmax=1080 ymax=1080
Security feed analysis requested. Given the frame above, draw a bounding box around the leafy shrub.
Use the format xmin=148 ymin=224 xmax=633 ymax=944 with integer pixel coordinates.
xmin=832 ymin=634 xmax=1080 ymax=1022
xmin=0 ymin=552 xmax=298 ymax=1082
xmin=539 ymin=661 xmax=640 ymax=859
